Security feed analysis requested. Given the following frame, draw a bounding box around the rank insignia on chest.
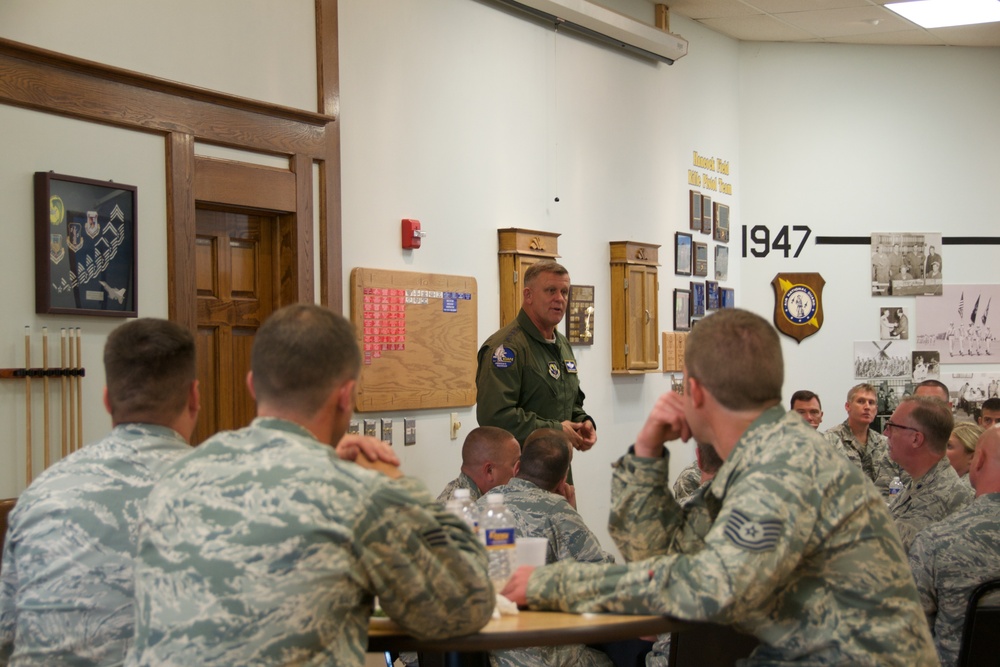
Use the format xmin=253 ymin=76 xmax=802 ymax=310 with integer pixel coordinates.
xmin=547 ymin=362 xmax=561 ymax=379
xmin=564 ymin=360 xmax=577 ymax=373
xmin=492 ymin=345 xmax=515 ymax=369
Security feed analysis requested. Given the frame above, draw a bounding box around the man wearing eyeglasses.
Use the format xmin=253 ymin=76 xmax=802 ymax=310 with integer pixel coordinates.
xmin=884 ymin=396 xmax=974 ymax=552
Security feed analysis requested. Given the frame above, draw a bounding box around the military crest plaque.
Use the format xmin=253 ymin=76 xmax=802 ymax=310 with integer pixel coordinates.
xmin=772 ymin=273 xmax=825 ymax=343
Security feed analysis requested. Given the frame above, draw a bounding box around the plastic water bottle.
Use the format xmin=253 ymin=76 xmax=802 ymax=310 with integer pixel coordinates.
xmin=480 ymin=493 xmax=517 ymax=588
xmin=887 ymin=476 xmax=904 ymax=507
xmin=448 ymin=488 xmax=479 ymax=535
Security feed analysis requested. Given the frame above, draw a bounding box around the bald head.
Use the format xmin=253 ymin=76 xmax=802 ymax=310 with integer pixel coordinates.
xmin=460 ymin=426 xmax=520 ymax=493
xmin=970 ymin=426 xmax=1000 ymax=496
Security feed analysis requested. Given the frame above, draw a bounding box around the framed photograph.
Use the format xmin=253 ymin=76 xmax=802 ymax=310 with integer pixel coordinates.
xmin=674 ymin=232 xmax=693 ymax=276
xmin=715 ymin=245 xmax=729 ymax=281
xmin=694 ymin=242 xmax=709 ymax=277
xmin=713 ymin=202 xmax=730 ymax=243
xmin=565 ymin=284 xmax=595 ymax=345
xmin=701 ymin=195 xmax=713 ymax=235
xmin=690 ymin=281 xmax=706 ymax=317
xmin=674 ymin=289 xmax=691 ymax=331
xmin=689 ymin=191 xmax=702 ymax=231
xmin=870 ymin=231 xmax=943 ymax=297
xmin=706 ymin=280 xmax=720 ymax=310
xmin=35 ymin=172 xmax=138 ymax=316
xmin=880 ymin=307 xmax=910 ymax=341
xmin=720 ymin=287 xmax=735 ymax=309
xmin=917 ymin=284 xmax=1000 ymax=363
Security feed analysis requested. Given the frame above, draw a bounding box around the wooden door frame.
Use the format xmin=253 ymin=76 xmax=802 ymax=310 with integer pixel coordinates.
xmin=0 ymin=0 xmax=343 ymax=328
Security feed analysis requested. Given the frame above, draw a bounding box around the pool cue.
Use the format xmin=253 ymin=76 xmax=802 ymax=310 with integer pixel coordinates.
xmin=42 ymin=327 xmax=50 ymax=469
xmin=75 ymin=327 xmax=82 ymax=451
xmin=68 ymin=327 xmax=76 ymax=453
xmin=25 ymin=326 xmax=32 ymax=486
xmin=61 ymin=328 xmax=68 ymax=459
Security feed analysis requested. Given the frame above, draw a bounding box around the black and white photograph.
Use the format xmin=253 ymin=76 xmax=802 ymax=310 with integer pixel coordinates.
xmin=879 ymin=307 xmax=909 ymax=340
xmin=674 ymin=288 xmax=691 ymax=331
xmin=869 ymin=232 xmax=943 ymax=297
xmin=674 ymin=232 xmax=693 ymax=276
xmin=911 ymin=351 xmax=940 ymax=382
xmin=714 ymin=245 xmax=729 ymax=281
xmin=942 ymin=373 xmax=1000 ymax=424
xmin=916 ymin=284 xmax=998 ymax=362
xmin=853 ymin=340 xmax=912 ymax=379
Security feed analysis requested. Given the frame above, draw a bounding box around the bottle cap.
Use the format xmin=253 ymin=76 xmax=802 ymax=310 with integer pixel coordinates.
xmin=486 ymin=493 xmax=503 ymax=504
xmin=454 ymin=488 xmax=471 ymax=499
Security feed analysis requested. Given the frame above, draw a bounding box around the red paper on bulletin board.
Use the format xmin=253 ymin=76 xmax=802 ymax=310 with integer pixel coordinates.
xmin=349 ymin=267 xmax=477 ymax=412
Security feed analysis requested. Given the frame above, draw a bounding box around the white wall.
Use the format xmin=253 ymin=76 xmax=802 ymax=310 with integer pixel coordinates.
xmin=0 ymin=0 xmax=317 ymax=111
xmin=738 ymin=42 xmax=1000 ymax=427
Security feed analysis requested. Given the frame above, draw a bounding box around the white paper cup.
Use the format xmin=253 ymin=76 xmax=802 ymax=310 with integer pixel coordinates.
xmin=515 ymin=536 xmax=548 ymax=567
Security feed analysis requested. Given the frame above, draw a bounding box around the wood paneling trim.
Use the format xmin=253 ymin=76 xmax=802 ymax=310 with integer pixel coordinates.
xmin=194 ymin=157 xmax=297 ymax=212
xmin=0 ymin=39 xmax=332 ymax=158
xmin=167 ymin=133 xmax=197 ymax=332
xmin=316 ymin=0 xmax=340 ymax=117
xmin=320 ymin=128 xmax=344 ymax=312
xmin=291 ymin=154 xmax=315 ymax=303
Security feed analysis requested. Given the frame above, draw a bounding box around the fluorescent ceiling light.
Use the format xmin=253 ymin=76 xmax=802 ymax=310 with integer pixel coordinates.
xmin=886 ymin=0 xmax=1000 ymax=29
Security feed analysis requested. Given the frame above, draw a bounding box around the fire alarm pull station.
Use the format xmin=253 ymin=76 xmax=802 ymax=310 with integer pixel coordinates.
xmin=402 ymin=219 xmax=425 ymax=249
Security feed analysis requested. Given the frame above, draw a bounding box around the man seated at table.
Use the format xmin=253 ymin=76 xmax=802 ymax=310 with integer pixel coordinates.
xmin=914 ymin=379 xmax=951 ymax=406
xmin=884 ymin=396 xmax=973 ymax=551
xmin=0 ymin=319 xmax=199 ymax=666
xmin=502 ymin=309 xmax=938 ymax=666
xmin=790 ymin=389 xmax=823 ymax=429
xmin=670 ymin=441 xmax=722 ymax=503
xmin=482 ymin=428 xmax=614 ymax=667
xmin=437 ymin=426 xmax=520 ymax=502
xmin=909 ymin=425 xmax=1000 ymax=667
xmin=127 ymin=304 xmax=494 ymax=667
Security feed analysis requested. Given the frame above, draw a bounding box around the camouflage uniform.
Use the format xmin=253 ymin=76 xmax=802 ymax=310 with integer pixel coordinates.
xmin=481 ymin=477 xmax=614 ymax=667
xmin=436 ymin=472 xmax=481 ymax=503
xmin=824 ymin=421 xmax=908 ymax=497
xmin=476 ymin=309 xmax=591 ymax=445
xmin=908 ymin=493 xmax=1000 ymax=667
xmin=890 ymin=456 xmax=974 ymax=552
xmin=0 ymin=424 xmax=190 ymax=666
xmin=127 ymin=417 xmax=493 ymax=667
xmin=525 ymin=407 xmax=939 ymax=667
xmin=670 ymin=461 xmax=702 ymax=502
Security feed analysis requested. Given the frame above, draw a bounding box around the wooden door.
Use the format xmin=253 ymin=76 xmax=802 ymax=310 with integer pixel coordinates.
xmin=625 ymin=265 xmax=659 ymax=371
xmin=193 ymin=208 xmax=276 ymax=444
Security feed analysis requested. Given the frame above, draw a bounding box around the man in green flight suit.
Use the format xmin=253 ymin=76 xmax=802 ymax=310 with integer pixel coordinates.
xmin=476 ymin=260 xmax=596 ymax=452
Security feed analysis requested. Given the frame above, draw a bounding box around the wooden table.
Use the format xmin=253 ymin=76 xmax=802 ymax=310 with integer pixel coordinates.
xmin=368 ymin=610 xmax=691 ymax=666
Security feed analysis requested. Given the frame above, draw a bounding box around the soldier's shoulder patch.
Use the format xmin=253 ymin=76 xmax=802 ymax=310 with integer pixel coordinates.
xmin=492 ymin=345 xmax=516 ymax=369
xmin=723 ymin=508 xmax=783 ymax=551
xmin=564 ymin=360 xmax=578 ymax=373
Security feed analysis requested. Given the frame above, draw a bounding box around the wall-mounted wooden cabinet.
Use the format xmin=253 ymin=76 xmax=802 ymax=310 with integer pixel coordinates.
xmin=610 ymin=241 xmax=660 ymax=374
xmin=497 ymin=228 xmax=560 ymax=328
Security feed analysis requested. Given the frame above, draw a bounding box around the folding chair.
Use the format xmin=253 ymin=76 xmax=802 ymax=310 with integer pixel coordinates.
xmin=956 ymin=578 xmax=1000 ymax=667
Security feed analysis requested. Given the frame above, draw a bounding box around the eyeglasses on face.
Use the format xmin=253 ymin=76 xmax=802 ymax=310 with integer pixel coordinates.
xmin=883 ymin=421 xmax=920 ymax=434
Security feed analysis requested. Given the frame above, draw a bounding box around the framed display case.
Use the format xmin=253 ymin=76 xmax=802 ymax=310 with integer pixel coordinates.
xmin=689 ymin=191 xmax=702 ymax=231
xmin=35 ymin=171 xmax=138 ymax=317
xmin=694 ymin=242 xmax=709 ymax=277
xmin=690 ymin=281 xmax=706 ymax=317
xmin=610 ymin=241 xmax=660 ymax=373
xmin=713 ymin=202 xmax=730 ymax=243
xmin=715 ymin=245 xmax=729 ymax=281
xmin=565 ymin=284 xmax=595 ymax=345
xmin=701 ymin=195 xmax=713 ymax=234
xmin=706 ymin=280 xmax=720 ymax=310
xmin=674 ymin=288 xmax=691 ymax=332
xmin=674 ymin=232 xmax=693 ymax=276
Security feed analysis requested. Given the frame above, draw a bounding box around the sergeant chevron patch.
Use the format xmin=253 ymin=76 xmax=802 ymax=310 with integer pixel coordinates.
xmin=724 ymin=509 xmax=783 ymax=551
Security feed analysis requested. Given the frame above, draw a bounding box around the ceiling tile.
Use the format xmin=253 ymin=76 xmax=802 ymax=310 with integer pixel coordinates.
xmin=701 ymin=14 xmax=819 ymax=41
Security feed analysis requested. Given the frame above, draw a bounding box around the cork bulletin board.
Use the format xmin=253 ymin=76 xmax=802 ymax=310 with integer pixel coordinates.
xmin=349 ymin=267 xmax=478 ymax=412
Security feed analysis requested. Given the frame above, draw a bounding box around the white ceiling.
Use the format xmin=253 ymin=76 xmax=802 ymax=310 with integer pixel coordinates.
xmin=652 ymin=0 xmax=1000 ymax=47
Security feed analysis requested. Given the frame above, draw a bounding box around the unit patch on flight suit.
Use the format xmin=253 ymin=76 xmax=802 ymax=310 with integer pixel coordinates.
xmin=547 ymin=362 xmax=560 ymax=379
